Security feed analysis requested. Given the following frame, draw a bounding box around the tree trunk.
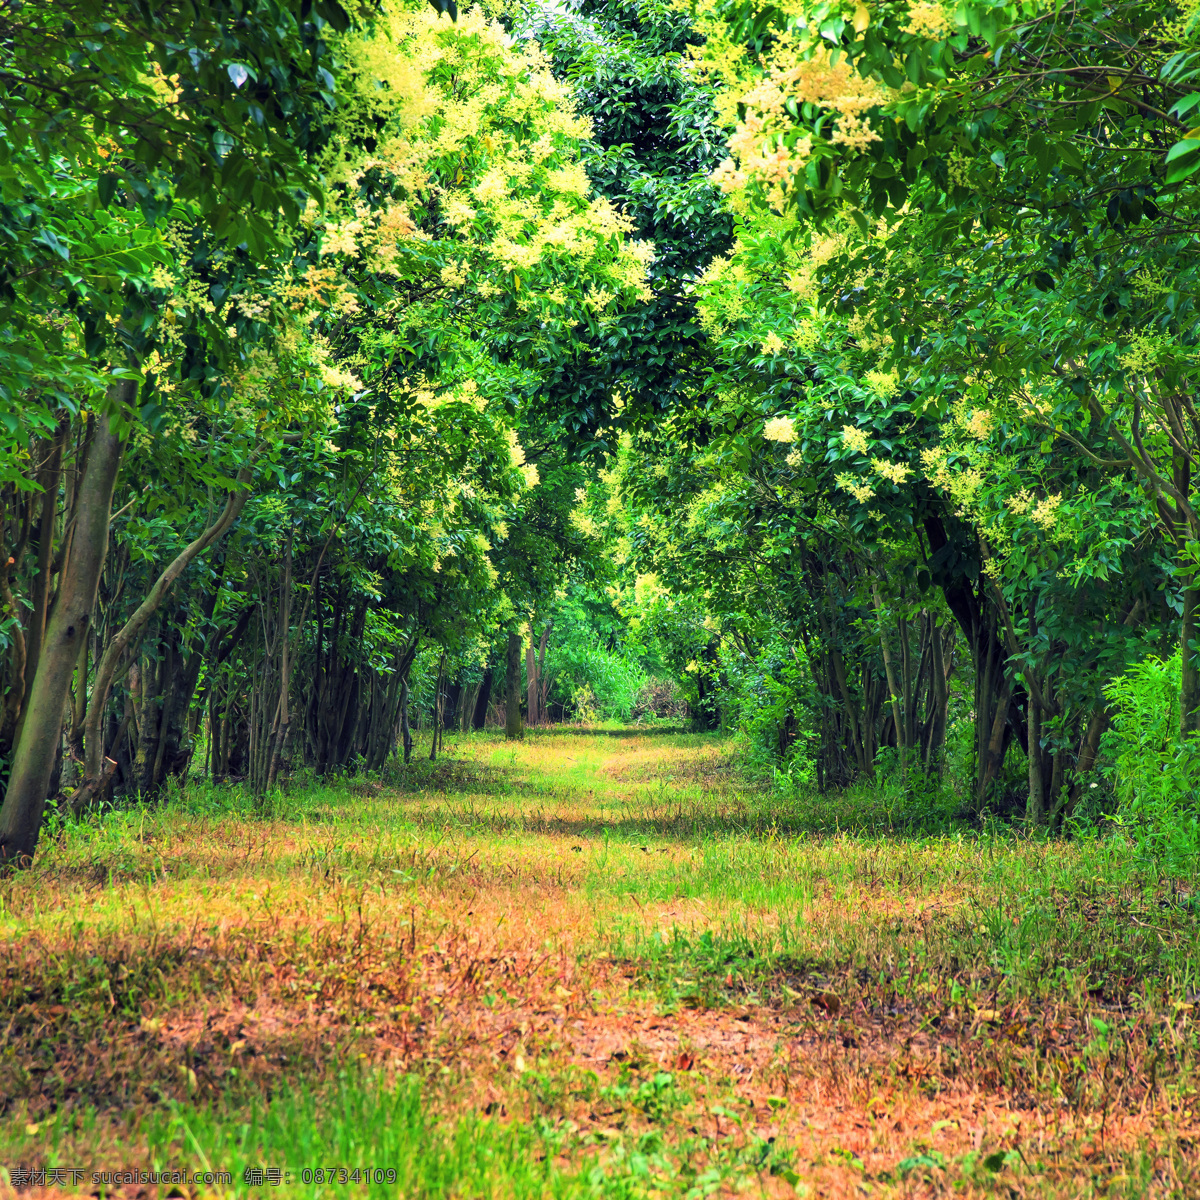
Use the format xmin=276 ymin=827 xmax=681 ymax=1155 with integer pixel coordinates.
xmin=400 ymin=673 xmax=414 ymax=764
xmin=976 ymin=673 xmax=1014 ymax=814
xmin=1026 ymin=691 xmax=1045 ymax=826
xmin=872 ymin=583 xmax=907 ymax=779
xmin=20 ymin=421 xmax=67 ymax=705
xmin=430 ymin=653 xmax=446 ymax=761
xmin=0 ymin=407 xmax=125 ymax=867
xmin=505 ymin=631 xmax=523 ymax=740
xmin=1182 ymin=583 xmax=1200 ymax=737
xmin=472 ymin=666 xmax=492 ymax=730
xmin=924 ymin=513 xmax=1016 ymax=804
xmin=526 ymin=629 xmax=539 ymax=728
xmin=266 ymin=531 xmax=293 ymax=789
xmin=923 ymin=620 xmax=950 ymax=774
xmin=536 ymin=621 xmax=552 ymax=721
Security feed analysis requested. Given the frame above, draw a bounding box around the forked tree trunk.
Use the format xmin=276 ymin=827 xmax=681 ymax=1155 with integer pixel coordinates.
xmin=72 ymin=461 xmax=252 ymax=811
xmin=0 ymin=407 xmax=126 ymax=867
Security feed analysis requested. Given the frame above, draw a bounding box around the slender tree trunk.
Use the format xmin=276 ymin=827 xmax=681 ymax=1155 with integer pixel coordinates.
xmin=872 ymin=583 xmax=907 ymax=779
xmin=267 ymin=531 xmax=293 ymax=789
xmin=20 ymin=423 xmax=66 ymax=702
xmin=536 ymin=621 xmax=552 ymax=721
xmin=505 ymin=631 xmax=523 ymax=740
xmin=430 ymin=653 xmax=446 ymax=761
xmin=0 ymin=408 xmax=125 ymax=867
xmin=1026 ymin=691 xmax=1044 ymax=826
xmin=526 ymin=627 xmax=539 ymax=728
xmin=0 ymin=564 xmax=28 ymax=752
xmin=472 ymin=666 xmax=492 ymax=730
xmin=1183 ymin=583 xmax=1200 ymax=738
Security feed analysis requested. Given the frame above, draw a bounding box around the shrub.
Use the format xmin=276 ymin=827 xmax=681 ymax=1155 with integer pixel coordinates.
xmin=547 ymin=643 xmax=647 ymax=722
xmin=1103 ymin=650 xmax=1200 ymax=872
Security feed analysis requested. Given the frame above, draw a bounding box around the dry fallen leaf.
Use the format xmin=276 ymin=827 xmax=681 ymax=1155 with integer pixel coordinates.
xmin=812 ymin=991 xmax=842 ymax=1017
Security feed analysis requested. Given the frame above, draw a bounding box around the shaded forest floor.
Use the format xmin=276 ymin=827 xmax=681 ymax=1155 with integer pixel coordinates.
xmin=2 ymin=726 xmax=1199 ymax=1198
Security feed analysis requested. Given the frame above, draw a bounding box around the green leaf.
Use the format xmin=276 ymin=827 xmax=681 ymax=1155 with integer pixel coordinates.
xmin=1170 ymin=92 xmax=1200 ymax=120
xmin=1166 ymin=140 xmax=1200 ymax=184
xmin=1165 ymin=137 xmax=1200 ymax=163
xmin=1057 ymin=142 xmax=1085 ymax=172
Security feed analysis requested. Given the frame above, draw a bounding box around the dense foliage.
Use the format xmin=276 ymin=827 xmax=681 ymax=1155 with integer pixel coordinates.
xmin=4 ymin=0 xmax=1200 ymax=867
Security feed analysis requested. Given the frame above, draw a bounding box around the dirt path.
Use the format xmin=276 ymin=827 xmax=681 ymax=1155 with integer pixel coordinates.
xmin=2 ymin=726 xmax=1198 ymax=1197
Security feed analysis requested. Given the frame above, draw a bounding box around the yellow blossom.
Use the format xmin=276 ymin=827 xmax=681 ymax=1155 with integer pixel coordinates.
xmin=835 ymin=471 xmax=876 ymax=503
xmin=841 ymin=424 xmax=871 ymax=454
xmin=903 ymin=1 xmax=954 ymax=39
xmin=764 ymin=416 xmax=798 ymax=442
xmin=1030 ymin=493 xmax=1063 ymax=529
xmin=872 ymin=458 xmax=912 ymax=485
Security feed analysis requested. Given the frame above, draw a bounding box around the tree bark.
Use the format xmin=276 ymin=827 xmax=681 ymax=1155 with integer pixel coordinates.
xmin=472 ymin=666 xmax=492 ymax=730
xmin=20 ymin=422 xmax=67 ymax=702
xmin=1183 ymin=583 xmax=1200 ymax=738
xmin=1026 ymin=691 xmax=1045 ymax=826
xmin=924 ymin=513 xmax=1017 ymax=801
xmin=0 ymin=406 xmax=125 ymax=867
xmin=536 ymin=620 xmax=552 ymax=722
xmin=526 ymin=618 xmax=543 ymax=728
xmin=872 ymin=583 xmax=907 ymax=778
xmin=976 ymin=673 xmax=1014 ymax=813
xmin=923 ymin=620 xmax=950 ymax=774
xmin=430 ymin=653 xmax=446 ymax=761
xmin=505 ymin=631 xmax=523 ymax=739
xmin=400 ymin=674 xmax=414 ymax=764
xmin=266 ymin=530 xmax=293 ymax=789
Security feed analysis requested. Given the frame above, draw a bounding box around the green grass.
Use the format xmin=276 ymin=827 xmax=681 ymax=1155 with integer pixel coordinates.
xmin=3 ymin=726 xmax=1200 ymax=1197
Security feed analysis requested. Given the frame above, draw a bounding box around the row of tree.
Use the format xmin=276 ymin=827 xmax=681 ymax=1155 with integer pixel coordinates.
xmin=0 ymin=0 xmax=712 ymax=864
xmin=5 ymin=0 xmax=1200 ymax=864
xmin=591 ymin=0 xmax=1200 ymax=825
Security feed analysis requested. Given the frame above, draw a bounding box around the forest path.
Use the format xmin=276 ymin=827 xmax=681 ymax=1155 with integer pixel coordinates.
xmin=1 ymin=726 xmax=1195 ymax=1197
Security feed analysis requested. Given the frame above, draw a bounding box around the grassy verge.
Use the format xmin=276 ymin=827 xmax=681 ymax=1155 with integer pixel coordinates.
xmin=2 ymin=726 xmax=1198 ymax=1197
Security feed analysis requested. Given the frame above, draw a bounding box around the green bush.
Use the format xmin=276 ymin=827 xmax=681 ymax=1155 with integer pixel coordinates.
xmin=1103 ymin=650 xmax=1200 ymax=871
xmin=721 ymin=632 xmax=817 ymax=785
xmin=547 ymin=643 xmax=647 ymax=722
